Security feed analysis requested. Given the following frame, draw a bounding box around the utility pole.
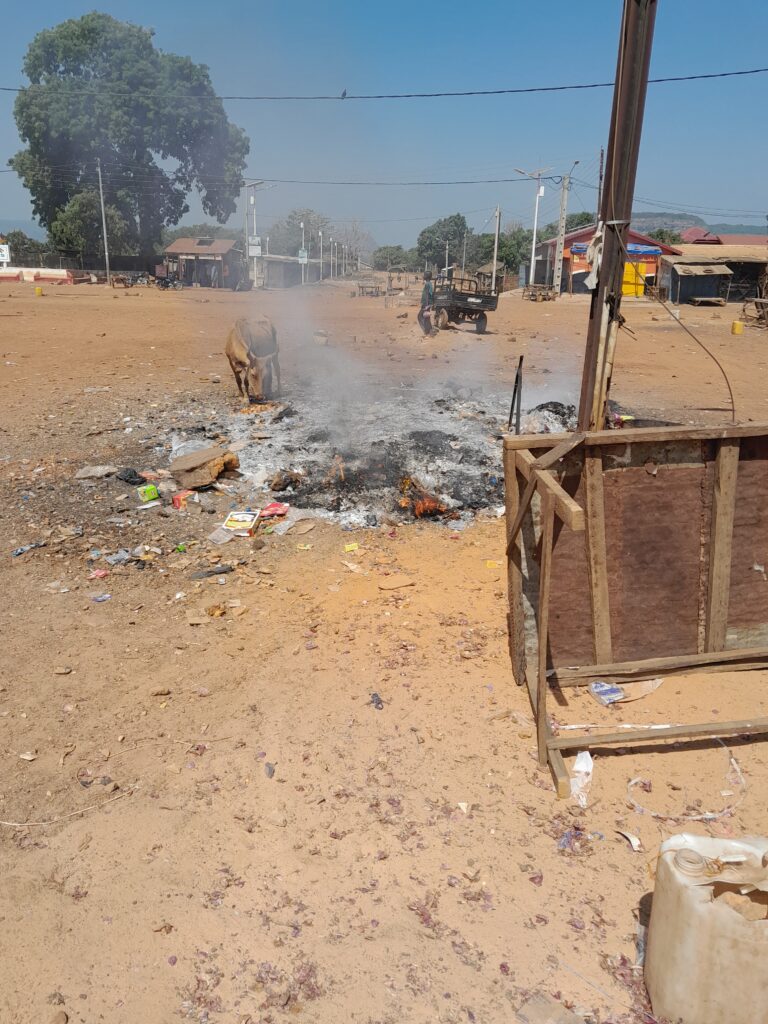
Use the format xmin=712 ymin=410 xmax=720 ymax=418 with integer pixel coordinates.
xmin=319 ymin=230 xmax=323 ymax=281
xmin=444 ymin=240 xmax=449 ymax=275
xmin=300 ymin=220 xmax=305 ymax=285
xmin=96 ymin=158 xmax=111 ymax=285
xmin=577 ymin=0 xmax=658 ymax=431
xmin=596 ymin=146 xmax=605 ymax=224
xmin=553 ymin=161 xmax=579 ymax=297
xmin=242 ymin=182 xmax=249 ymax=281
xmin=491 ymin=205 xmax=501 ymax=293
xmin=515 ymin=166 xmax=551 ymax=287
xmin=461 ymin=233 xmax=467 ymax=272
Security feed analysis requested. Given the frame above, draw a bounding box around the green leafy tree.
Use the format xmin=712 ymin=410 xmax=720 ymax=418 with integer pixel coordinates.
xmin=49 ymin=191 xmax=137 ymax=258
xmin=267 ymin=209 xmax=332 ymax=257
xmin=372 ymin=244 xmax=407 ymax=270
xmin=2 ymin=229 xmax=49 ymax=264
xmin=648 ymin=228 xmax=683 ymax=245
xmin=416 ymin=213 xmax=468 ymax=268
xmin=540 ymin=211 xmax=594 ymax=241
xmin=9 ymin=13 xmax=249 ymax=258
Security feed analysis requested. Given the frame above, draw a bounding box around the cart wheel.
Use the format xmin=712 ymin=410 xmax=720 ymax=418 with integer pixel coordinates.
xmin=435 ymin=309 xmax=450 ymax=331
xmin=475 ymin=313 xmax=488 ymax=334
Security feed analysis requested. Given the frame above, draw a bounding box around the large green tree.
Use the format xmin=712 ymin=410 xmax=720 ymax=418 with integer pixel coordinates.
xmin=48 ymin=191 xmax=137 ymax=259
xmin=416 ymin=213 xmax=469 ymax=268
xmin=371 ymin=244 xmax=407 ymax=270
xmin=540 ymin=211 xmax=594 ymax=241
xmin=10 ymin=13 xmax=249 ymax=258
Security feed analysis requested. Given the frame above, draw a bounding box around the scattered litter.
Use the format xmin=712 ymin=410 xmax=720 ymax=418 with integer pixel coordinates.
xmin=570 ymin=750 xmax=594 ymax=808
xmin=206 ymin=604 xmax=226 ymax=617
xmin=485 ymin=560 xmax=502 ymax=569
xmin=260 ymin=501 xmax=290 ymax=519
xmin=18 ymin=751 xmax=38 ymax=762
xmin=172 ymin=489 xmax=196 ymax=510
xmin=137 ymin=499 xmax=161 ymax=510
xmin=264 ymin=762 xmax=276 ymax=778
xmin=88 ymin=568 xmax=109 ymax=580
xmin=12 ymin=541 xmax=46 ymax=557
xmin=137 ymin=483 xmax=159 ymax=503
xmin=53 ymin=666 xmax=72 ymax=676
xmin=378 ymin=574 xmax=414 ymax=591
xmin=105 ymin=549 xmax=132 ymax=566
xmin=457 ymin=802 xmax=469 ymax=814
xmin=296 ymin=543 xmax=313 ymax=551
xmin=91 ymin=593 xmax=112 ymax=603
xmin=589 ymin=680 xmax=625 ymax=705
xmin=627 ymin=744 xmax=746 ymax=822
xmin=344 ymin=542 xmax=359 ymax=553
xmin=191 ymin=565 xmax=233 ymax=579
xmin=116 ymin=468 xmax=146 ymax=485
xmin=616 ymin=830 xmax=643 ymax=852
xmin=207 ymin=527 xmax=233 ymax=545
xmin=75 ymin=464 xmax=118 ymax=480
xmin=342 ymin=560 xmax=363 ymax=574
xmin=288 ymin=519 xmax=316 ymax=536
xmin=370 ymin=692 xmax=384 ymax=710
xmin=222 ymin=511 xmax=259 ymax=536
xmin=617 ymin=677 xmax=664 ymax=702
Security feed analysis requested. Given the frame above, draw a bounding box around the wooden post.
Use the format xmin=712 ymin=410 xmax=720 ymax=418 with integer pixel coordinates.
xmin=503 ymin=447 xmax=526 ymax=685
xmin=705 ymin=438 xmax=740 ymax=651
xmin=536 ymin=492 xmax=555 ymax=765
xmin=584 ymin=449 xmax=613 ymax=662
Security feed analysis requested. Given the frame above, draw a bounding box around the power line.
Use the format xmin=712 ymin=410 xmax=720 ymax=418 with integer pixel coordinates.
xmin=0 ymin=66 xmax=765 ymax=101
xmin=573 ymin=177 xmax=766 ymax=218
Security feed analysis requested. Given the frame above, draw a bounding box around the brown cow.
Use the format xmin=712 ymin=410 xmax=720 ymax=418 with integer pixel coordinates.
xmin=224 ymin=317 xmax=281 ymax=402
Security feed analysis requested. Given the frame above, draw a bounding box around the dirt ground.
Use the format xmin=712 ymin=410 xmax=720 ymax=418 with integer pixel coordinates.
xmin=1 ymin=279 xmax=767 ymax=1024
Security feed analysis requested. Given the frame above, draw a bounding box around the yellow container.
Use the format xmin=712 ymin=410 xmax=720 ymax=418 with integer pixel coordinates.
xmin=34 ymin=286 xmax=44 ymax=297
xmin=731 ymin=320 xmax=745 ymax=335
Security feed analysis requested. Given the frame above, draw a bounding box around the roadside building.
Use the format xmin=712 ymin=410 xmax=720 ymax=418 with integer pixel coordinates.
xmin=661 ymin=243 xmax=768 ymax=303
xmin=536 ymin=225 xmax=680 ymax=295
xmin=162 ymin=237 xmax=248 ymax=289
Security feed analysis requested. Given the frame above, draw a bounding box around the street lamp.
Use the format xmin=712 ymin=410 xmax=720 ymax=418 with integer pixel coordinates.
xmin=266 ymin=235 xmax=270 ymax=257
xmin=515 ymin=166 xmax=551 ymax=287
xmin=319 ymin=230 xmax=323 ymax=280
xmin=300 ymin=220 xmax=305 ymax=285
xmin=329 ymin=236 xmax=333 ymax=278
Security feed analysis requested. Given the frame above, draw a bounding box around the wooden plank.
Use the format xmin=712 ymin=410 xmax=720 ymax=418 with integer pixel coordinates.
xmin=522 ymin=670 xmax=570 ymax=798
xmin=548 ymin=717 xmax=768 ymax=751
xmin=551 ymin=646 xmax=768 ymax=684
xmin=505 ymin=470 xmax=538 ymax=553
xmin=536 ymin=492 xmax=555 ymax=766
xmin=534 ymin=431 xmax=586 ymax=469
xmin=583 ymin=449 xmax=612 ymax=662
xmin=514 ymin=449 xmax=586 ymax=533
xmin=503 ymin=421 xmax=768 ymax=452
xmin=705 ymin=439 xmax=740 ymax=651
xmin=503 ymin=447 xmax=526 ymax=686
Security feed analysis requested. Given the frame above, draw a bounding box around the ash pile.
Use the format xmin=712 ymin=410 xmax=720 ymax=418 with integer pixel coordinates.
xmin=216 ymin=379 xmax=577 ymax=527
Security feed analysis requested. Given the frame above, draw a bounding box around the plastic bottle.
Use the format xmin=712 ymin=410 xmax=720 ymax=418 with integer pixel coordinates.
xmin=645 ymin=833 xmax=768 ymax=1024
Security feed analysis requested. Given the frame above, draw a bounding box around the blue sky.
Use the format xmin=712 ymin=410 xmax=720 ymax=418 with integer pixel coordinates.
xmin=1 ymin=0 xmax=766 ymax=246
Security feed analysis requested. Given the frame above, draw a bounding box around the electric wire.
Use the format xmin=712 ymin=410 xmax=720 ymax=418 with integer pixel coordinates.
xmin=0 ymin=65 xmax=766 ymax=101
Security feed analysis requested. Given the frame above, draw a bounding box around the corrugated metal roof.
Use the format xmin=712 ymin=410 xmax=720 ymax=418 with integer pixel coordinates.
xmin=164 ymin=237 xmax=238 ymax=255
xmin=679 ymin=227 xmax=719 ymax=243
xmin=541 ymin=224 xmax=680 ymax=254
xmin=717 ymin=234 xmax=768 ymax=246
xmin=675 ymin=243 xmax=768 ymax=263
xmin=675 ymin=264 xmax=732 ymax=276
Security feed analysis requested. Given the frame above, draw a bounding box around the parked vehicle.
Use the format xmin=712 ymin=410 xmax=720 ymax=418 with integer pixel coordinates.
xmin=432 ymin=268 xmax=498 ymax=333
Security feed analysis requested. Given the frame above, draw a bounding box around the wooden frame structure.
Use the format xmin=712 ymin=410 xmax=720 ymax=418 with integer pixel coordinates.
xmin=503 ymin=423 xmax=768 ymax=796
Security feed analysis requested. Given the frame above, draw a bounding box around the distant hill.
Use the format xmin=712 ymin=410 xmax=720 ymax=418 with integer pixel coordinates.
xmin=630 ymin=210 xmax=765 ymax=236
xmin=0 ymin=219 xmax=46 ymax=240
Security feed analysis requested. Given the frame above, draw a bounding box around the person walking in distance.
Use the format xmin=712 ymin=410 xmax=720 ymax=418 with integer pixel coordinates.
xmin=417 ymin=271 xmax=434 ymax=336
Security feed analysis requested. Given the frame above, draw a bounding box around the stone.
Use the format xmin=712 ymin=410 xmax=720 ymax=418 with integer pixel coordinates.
xmin=169 ymin=446 xmax=240 ymax=490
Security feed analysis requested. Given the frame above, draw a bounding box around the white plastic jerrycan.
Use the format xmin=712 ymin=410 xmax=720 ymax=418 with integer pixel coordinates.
xmin=645 ymin=833 xmax=768 ymax=1024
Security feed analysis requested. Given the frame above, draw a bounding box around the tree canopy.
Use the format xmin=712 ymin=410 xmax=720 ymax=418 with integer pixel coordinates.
xmin=416 ymin=213 xmax=469 ymax=268
xmin=266 ymin=209 xmax=332 ymax=257
xmin=647 ymin=227 xmax=683 ymax=245
xmin=9 ymin=13 xmax=249 ymax=257
xmin=48 ymin=191 xmax=136 ymax=258
xmin=540 ymin=211 xmax=594 ymax=241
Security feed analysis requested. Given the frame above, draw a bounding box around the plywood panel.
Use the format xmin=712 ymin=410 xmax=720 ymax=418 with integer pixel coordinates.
xmin=727 ymin=437 xmax=768 ymax=644
xmin=602 ymin=463 xmax=706 ymax=661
